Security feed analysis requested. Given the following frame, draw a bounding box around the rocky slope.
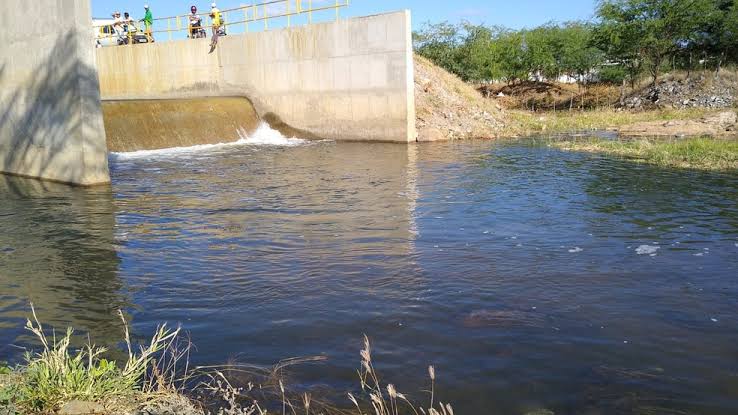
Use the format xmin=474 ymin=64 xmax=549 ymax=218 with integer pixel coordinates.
xmin=414 ymin=55 xmax=506 ymax=141
xmin=623 ymin=72 xmax=738 ymax=110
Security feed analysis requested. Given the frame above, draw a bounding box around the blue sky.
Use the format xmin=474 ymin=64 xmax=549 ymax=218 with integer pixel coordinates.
xmin=92 ymin=0 xmax=598 ymax=30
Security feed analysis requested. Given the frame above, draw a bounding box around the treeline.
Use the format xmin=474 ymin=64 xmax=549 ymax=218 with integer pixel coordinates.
xmin=413 ymin=0 xmax=738 ymax=86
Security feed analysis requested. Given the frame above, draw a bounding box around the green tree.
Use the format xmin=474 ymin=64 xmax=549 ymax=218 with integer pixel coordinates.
xmin=558 ymin=22 xmax=604 ymax=87
xmin=413 ymin=22 xmax=464 ymax=76
xmin=597 ymin=0 xmax=715 ymax=84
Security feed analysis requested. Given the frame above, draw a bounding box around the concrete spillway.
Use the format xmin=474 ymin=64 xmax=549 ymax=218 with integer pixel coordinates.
xmin=95 ymin=11 xmax=416 ymax=143
xmin=102 ymin=97 xmax=261 ymax=152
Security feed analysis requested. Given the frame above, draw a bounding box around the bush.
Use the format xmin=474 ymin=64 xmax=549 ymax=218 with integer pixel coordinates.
xmin=598 ymin=65 xmax=627 ymax=84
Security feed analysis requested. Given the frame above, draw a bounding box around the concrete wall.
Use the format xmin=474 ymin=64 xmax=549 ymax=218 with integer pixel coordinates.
xmin=0 ymin=0 xmax=110 ymax=185
xmin=97 ymin=11 xmax=416 ymax=143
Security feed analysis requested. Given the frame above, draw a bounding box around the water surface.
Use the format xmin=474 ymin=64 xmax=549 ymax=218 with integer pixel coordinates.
xmin=1 ymin=138 xmax=737 ymax=414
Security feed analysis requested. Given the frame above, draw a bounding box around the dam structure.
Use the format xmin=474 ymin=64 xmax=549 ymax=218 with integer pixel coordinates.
xmin=97 ymin=9 xmax=417 ymax=149
xmin=0 ymin=0 xmax=110 ymax=185
xmin=0 ymin=1 xmax=416 ymax=185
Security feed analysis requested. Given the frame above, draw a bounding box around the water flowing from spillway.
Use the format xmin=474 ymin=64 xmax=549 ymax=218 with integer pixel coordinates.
xmin=102 ymin=97 xmax=265 ymax=152
xmin=109 ymin=123 xmax=308 ymax=160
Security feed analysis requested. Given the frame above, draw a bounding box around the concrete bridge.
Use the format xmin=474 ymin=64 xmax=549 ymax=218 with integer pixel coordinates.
xmin=0 ymin=0 xmax=415 ymax=185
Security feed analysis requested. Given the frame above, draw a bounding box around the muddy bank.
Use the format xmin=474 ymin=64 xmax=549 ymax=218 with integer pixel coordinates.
xmin=619 ymin=111 xmax=737 ymax=137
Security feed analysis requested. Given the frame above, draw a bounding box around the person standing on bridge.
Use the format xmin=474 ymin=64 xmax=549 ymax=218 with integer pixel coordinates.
xmin=209 ymin=3 xmax=222 ymax=48
xmin=141 ymin=4 xmax=154 ymax=43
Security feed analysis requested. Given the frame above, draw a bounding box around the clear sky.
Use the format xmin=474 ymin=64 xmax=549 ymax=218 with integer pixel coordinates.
xmin=92 ymin=0 xmax=598 ymax=30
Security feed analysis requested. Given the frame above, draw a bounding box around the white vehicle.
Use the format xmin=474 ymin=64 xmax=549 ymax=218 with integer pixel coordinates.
xmin=93 ymin=18 xmax=149 ymax=47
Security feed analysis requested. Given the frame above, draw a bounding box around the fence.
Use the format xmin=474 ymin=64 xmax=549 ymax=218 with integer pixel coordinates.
xmin=94 ymin=0 xmax=350 ymax=44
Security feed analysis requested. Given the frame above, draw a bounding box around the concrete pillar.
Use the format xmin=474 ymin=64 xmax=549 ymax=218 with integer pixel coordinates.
xmin=0 ymin=0 xmax=110 ymax=185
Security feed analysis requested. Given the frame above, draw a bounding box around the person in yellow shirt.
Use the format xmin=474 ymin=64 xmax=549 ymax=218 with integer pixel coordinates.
xmin=209 ymin=3 xmax=222 ymax=47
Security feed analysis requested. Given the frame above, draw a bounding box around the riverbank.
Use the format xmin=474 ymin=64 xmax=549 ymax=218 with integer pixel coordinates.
xmin=504 ymin=107 xmax=719 ymax=137
xmin=414 ymin=55 xmax=738 ymax=141
xmin=547 ymin=136 xmax=738 ymax=171
xmin=0 ymin=309 xmax=447 ymax=415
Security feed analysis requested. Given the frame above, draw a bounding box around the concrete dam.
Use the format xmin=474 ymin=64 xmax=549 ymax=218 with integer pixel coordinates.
xmin=0 ymin=1 xmax=415 ymax=184
xmin=98 ymin=10 xmax=416 ymax=150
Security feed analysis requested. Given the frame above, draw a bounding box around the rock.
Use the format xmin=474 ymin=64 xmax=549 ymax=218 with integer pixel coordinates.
xmin=463 ymin=309 xmax=545 ymax=328
xmin=59 ymin=401 xmax=105 ymax=415
xmin=133 ymin=394 xmax=204 ymax=415
xmin=702 ymin=111 xmax=737 ymax=129
xmin=417 ymin=127 xmax=448 ymax=142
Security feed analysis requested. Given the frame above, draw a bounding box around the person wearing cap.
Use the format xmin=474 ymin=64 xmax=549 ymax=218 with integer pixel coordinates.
xmin=209 ymin=3 xmax=222 ymax=46
xmin=141 ymin=4 xmax=154 ymax=42
xmin=188 ymin=5 xmax=204 ymax=39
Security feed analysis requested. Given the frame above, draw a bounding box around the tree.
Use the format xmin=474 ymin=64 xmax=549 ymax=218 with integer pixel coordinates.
xmin=596 ymin=0 xmax=715 ymax=85
xmin=457 ymin=23 xmax=497 ymax=81
xmin=558 ymin=22 xmax=604 ymax=87
xmin=413 ymin=22 xmax=465 ymax=77
xmin=493 ymin=30 xmax=529 ymax=84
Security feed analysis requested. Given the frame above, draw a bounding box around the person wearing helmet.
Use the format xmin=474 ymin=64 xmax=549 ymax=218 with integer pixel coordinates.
xmin=140 ymin=4 xmax=154 ymax=42
xmin=188 ymin=5 xmax=204 ymax=39
xmin=209 ymin=3 xmax=222 ymax=47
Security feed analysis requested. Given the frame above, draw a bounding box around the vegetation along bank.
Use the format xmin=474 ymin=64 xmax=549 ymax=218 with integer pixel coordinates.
xmin=413 ymin=0 xmax=738 ymax=142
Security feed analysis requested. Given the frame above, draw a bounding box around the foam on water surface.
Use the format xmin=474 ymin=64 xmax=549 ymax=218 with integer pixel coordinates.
xmin=110 ymin=122 xmax=307 ymax=161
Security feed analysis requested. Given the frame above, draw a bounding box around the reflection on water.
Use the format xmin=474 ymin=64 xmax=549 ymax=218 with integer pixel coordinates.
xmin=0 ymin=175 xmax=126 ymax=357
xmin=1 ymin=139 xmax=737 ymax=414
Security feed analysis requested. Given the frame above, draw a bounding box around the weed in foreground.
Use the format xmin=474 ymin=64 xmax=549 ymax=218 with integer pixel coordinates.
xmin=14 ymin=304 xmax=180 ymax=412
xmin=4 ymin=308 xmax=453 ymax=415
xmin=351 ymin=335 xmax=453 ymax=415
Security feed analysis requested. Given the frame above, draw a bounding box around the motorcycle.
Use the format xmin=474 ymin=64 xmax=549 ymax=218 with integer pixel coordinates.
xmin=189 ymin=17 xmax=207 ymax=39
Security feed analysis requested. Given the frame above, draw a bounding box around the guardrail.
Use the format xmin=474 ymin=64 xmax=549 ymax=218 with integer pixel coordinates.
xmin=94 ymin=0 xmax=350 ymax=44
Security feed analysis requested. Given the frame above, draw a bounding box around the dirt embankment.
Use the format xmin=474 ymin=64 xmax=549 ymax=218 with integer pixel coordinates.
xmin=480 ymin=81 xmax=620 ymax=112
xmin=479 ymin=71 xmax=738 ymax=113
xmin=413 ymin=57 xmax=738 ymax=140
xmin=619 ymin=111 xmax=737 ymax=137
xmin=414 ymin=55 xmax=506 ymax=141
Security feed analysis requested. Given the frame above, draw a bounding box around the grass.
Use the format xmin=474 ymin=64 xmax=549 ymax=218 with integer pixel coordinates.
xmin=504 ymin=107 xmax=715 ymax=136
xmin=1 ymin=308 xmax=452 ymax=415
xmin=547 ymin=136 xmax=738 ymax=171
xmin=0 ymin=304 xmax=182 ymax=414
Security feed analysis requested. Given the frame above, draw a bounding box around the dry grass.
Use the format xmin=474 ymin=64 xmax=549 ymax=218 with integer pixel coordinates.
xmin=350 ymin=335 xmax=452 ymax=415
xmin=415 ymin=54 xmax=506 ymax=140
xmin=504 ymin=107 xmax=715 ymax=137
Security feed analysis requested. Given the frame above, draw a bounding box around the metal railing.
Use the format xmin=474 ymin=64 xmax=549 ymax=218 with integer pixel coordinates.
xmin=94 ymin=0 xmax=350 ymax=44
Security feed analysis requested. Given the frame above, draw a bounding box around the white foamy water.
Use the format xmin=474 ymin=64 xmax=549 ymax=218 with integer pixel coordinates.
xmin=635 ymin=245 xmax=660 ymax=256
xmin=110 ymin=122 xmax=307 ymax=160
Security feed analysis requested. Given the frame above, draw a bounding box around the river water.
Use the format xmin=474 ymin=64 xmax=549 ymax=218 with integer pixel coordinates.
xmin=1 ymin=133 xmax=737 ymax=414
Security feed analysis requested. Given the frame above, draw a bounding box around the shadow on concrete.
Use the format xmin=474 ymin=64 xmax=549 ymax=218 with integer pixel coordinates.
xmin=0 ymin=31 xmax=108 ymax=185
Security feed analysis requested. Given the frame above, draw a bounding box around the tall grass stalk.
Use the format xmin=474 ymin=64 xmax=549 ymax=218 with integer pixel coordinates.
xmin=350 ymin=335 xmax=453 ymax=415
xmin=17 ymin=304 xmax=181 ymax=412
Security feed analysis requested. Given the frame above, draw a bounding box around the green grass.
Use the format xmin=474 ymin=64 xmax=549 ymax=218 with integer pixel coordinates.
xmin=548 ymin=136 xmax=738 ymax=171
xmin=505 ymin=107 xmax=714 ymax=136
xmin=4 ymin=305 xmax=180 ymax=413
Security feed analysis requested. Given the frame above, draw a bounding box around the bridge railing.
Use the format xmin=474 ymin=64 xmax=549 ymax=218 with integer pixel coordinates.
xmin=94 ymin=0 xmax=350 ymax=44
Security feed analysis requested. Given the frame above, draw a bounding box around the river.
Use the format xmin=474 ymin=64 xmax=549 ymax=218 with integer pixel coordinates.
xmin=1 ymin=134 xmax=737 ymax=414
